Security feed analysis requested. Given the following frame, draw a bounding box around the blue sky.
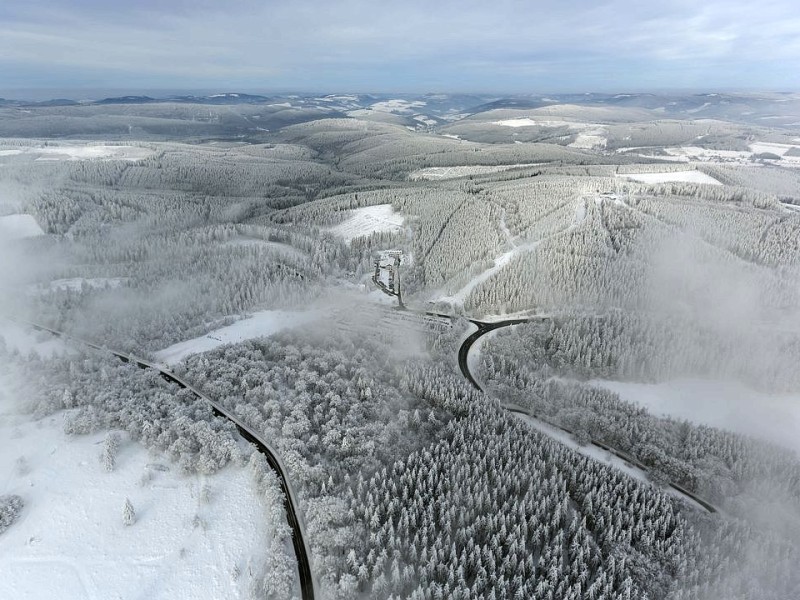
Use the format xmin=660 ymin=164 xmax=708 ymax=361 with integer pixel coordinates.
xmin=1 ymin=0 xmax=799 ymax=97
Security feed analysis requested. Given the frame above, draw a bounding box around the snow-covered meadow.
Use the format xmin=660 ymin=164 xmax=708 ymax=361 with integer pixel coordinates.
xmin=0 ymin=375 xmax=285 ymax=600
xmin=0 ymin=144 xmax=153 ymax=162
xmin=617 ymin=170 xmax=722 ymax=185
xmin=154 ymin=309 xmax=321 ymax=365
xmin=409 ymin=163 xmax=543 ymax=180
xmin=326 ymin=204 xmax=405 ymax=243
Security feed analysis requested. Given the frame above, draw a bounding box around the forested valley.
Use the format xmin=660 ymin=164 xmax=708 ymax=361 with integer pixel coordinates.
xmin=2 ymin=97 xmax=800 ymax=599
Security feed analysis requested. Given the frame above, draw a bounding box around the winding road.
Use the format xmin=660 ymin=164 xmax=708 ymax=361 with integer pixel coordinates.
xmin=457 ymin=315 xmax=718 ymax=514
xmin=5 ymin=317 xmax=317 ymax=600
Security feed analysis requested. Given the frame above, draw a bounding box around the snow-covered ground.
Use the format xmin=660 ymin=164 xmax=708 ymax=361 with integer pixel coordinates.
xmin=413 ymin=115 xmax=437 ymax=126
xmin=629 ymin=144 xmax=800 ymax=166
xmin=154 ymin=309 xmax=321 ymax=365
xmin=593 ymin=378 xmax=800 ymax=454
xmin=409 ymin=163 xmax=543 ymax=181
xmin=0 ymin=144 xmax=153 ymax=162
xmin=492 ymin=118 xmax=580 ymax=128
xmin=0 ymin=401 xmax=282 ymax=600
xmin=326 ymin=204 xmax=405 ymax=243
xmin=617 ymin=170 xmax=722 ymax=185
xmin=569 ymin=133 xmax=607 ymax=149
xmin=488 ymin=118 xmax=608 ymax=149
xmin=369 ymin=99 xmax=426 ymax=114
xmin=0 ymin=214 xmax=44 ymax=240
xmin=749 ymin=142 xmax=799 ymax=156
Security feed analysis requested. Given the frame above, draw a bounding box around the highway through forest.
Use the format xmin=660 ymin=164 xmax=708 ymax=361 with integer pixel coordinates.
xmin=5 ymin=317 xmax=317 ymax=600
xmin=8 ymin=307 xmax=716 ymax=600
xmin=456 ymin=315 xmax=718 ymax=514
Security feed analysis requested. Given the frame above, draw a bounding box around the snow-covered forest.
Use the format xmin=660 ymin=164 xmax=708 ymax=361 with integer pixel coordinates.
xmin=2 ymin=96 xmax=800 ymax=599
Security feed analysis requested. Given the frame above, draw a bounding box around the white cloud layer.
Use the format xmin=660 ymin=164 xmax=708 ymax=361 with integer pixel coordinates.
xmin=1 ymin=0 xmax=798 ymax=92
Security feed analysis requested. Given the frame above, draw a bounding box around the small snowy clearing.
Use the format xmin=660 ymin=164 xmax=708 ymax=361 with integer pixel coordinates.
xmin=569 ymin=133 xmax=607 ymax=149
xmin=617 ymin=170 xmax=721 ymax=185
xmin=593 ymin=378 xmax=800 ymax=454
xmin=369 ymin=99 xmax=426 ymax=114
xmin=492 ymin=118 xmax=602 ymax=131
xmin=0 ymin=144 xmax=153 ymax=162
xmin=493 ymin=118 xmax=574 ymax=128
xmin=409 ymin=163 xmax=543 ymax=181
xmin=0 ymin=403 xmax=282 ymax=600
xmin=653 ymin=146 xmax=752 ymax=164
xmin=326 ymin=204 xmax=405 ymax=243
xmin=413 ymin=115 xmax=437 ymax=126
xmin=154 ymin=309 xmax=321 ymax=365
xmin=0 ymin=214 xmax=44 ymax=240
xmin=749 ymin=142 xmax=799 ymax=157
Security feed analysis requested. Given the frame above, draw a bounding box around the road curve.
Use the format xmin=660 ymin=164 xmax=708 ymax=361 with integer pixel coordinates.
xmin=6 ymin=317 xmax=317 ymax=600
xmin=457 ymin=316 xmax=718 ymax=514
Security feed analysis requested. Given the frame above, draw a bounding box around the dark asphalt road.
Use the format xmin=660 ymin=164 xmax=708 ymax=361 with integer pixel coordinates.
xmin=7 ymin=317 xmax=317 ymax=600
xmin=456 ymin=316 xmax=717 ymax=514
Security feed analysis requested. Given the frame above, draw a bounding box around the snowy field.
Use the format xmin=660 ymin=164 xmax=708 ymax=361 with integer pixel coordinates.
xmin=489 ymin=118 xmax=608 ymax=149
xmin=593 ymin=379 xmax=800 ymax=454
xmin=569 ymin=133 xmax=607 ymax=149
xmin=326 ymin=204 xmax=405 ymax=243
xmin=627 ymin=144 xmax=800 ymax=166
xmin=0 ymin=403 xmax=280 ymax=600
xmin=0 ymin=144 xmax=153 ymax=162
xmin=409 ymin=163 xmax=542 ymax=181
xmin=0 ymin=214 xmax=44 ymax=240
xmin=749 ymin=142 xmax=800 ymax=156
xmin=154 ymin=309 xmax=321 ymax=365
xmin=369 ymin=99 xmax=426 ymax=113
xmin=492 ymin=118 xmax=586 ymax=128
xmin=617 ymin=170 xmax=722 ymax=185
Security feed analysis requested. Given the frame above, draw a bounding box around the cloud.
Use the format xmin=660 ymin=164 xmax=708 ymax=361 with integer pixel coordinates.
xmin=1 ymin=0 xmax=799 ymax=93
